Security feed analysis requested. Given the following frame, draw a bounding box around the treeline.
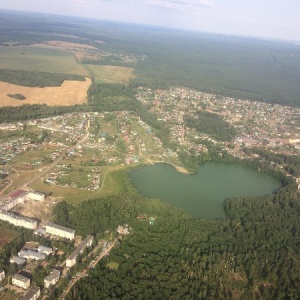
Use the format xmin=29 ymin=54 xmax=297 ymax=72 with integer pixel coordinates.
xmin=0 ymin=69 xmax=85 ymax=87
xmin=184 ymin=110 xmax=236 ymax=141
xmin=0 ymin=104 xmax=88 ymax=123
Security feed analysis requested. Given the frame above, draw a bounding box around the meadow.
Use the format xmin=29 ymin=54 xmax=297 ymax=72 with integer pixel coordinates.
xmin=0 ymin=45 xmax=87 ymax=75
xmin=85 ymin=65 xmax=134 ymax=83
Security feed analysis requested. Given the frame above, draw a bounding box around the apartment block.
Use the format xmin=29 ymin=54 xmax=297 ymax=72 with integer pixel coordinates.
xmin=45 ymin=222 xmax=75 ymax=240
xmin=12 ymin=273 xmax=30 ymax=289
xmin=21 ymin=286 xmax=40 ymax=300
xmin=0 ymin=209 xmax=37 ymax=229
xmin=66 ymin=235 xmax=94 ymax=267
xmin=44 ymin=269 xmax=60 ymax=288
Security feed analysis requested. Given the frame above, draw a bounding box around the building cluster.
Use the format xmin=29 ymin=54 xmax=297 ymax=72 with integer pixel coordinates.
xmin=10 ymin=245 xmax=53 ymax=267
xmin=0 ymin=190 xmax=44 ymax=230
xmin=45 ymin=222 xmax=75 ymax=240
xmin=66 ymin=235 xmax=93 ymax=267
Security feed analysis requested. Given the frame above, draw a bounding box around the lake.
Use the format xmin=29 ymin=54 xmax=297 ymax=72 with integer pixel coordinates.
xmin=129 ymin=162 xmax=281 ymax=218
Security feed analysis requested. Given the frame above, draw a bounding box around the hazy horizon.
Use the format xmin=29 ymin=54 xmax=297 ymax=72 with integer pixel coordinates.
xmin=0 ymin=0 xmax=299 ymax=42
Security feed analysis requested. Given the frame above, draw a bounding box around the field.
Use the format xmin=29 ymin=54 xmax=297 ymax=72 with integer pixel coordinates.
xmin=0 ymin=45 xmax=87 ymax=75
xmin=0 ymin=78 xmax=91 ymax=107
xmin=0 ymin=226 xmax=18 ymax=247
xmin=85 ymin=65 xmax=134 ymax=83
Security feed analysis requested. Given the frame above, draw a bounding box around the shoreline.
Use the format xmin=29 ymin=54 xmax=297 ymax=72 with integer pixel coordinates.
xmin=146 ymin=159 xmax=190 ymax=174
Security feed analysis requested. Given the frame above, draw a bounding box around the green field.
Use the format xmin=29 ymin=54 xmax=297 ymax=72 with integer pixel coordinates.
xmin=85 ymin=64 xmax=134 ymax=83
xmin=0 ymin=45 xmax=87 ymax=75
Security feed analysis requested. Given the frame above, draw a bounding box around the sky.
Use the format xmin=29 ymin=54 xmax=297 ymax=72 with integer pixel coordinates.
xmin=0 ymin=0 xmax=299 ymax=41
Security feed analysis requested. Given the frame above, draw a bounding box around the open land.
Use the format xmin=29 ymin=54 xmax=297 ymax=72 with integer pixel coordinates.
xmin=86 ymin=65 xmax=134 ymax=83
xmin=0 ymin=78 xmax=91 ymax=106
xmin=0 ymin=226 xmax=18 ymax=246
xmin=0 ymin=45 xmax=87 ymax=75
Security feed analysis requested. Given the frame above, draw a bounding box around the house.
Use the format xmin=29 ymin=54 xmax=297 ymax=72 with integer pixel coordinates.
xmin=12 ymin=273 xmax=30 ymax=289
xmin=38 ymin=245 xmax=53 ymax=255
xmin=44 ymin=269 xmax=60 ymax=288
xmin=66 ymin=235 xmax=94 ymax=267
xmin=21 ymin=286 xmax=40 ymax=300
xmin=18 ymin=250 xmax=46 ymax=260
xmin=45 ymin=222 xmax=75 ymax=240
xmin=10 ymin=256 xmax=26 ymax=265
xmin=0 ymin=269 xmax=5 ymax=282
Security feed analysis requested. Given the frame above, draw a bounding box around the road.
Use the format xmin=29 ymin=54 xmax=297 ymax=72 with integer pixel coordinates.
xmin=59 ymin=237 xmax=118 ymax=300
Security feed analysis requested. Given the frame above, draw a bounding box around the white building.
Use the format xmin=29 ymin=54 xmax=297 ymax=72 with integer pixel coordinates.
xmin=0 ymin=209 xmax=37 ymax=229
xmin=38 ymin=245 xmax=53 ymax=255
xmin=66 ymin=235 xmax=94 ymax=267
xmin=12 ymin=273 xmax=30 ymax=289
xmin=44 ymin=269 xmax=60 ymax=288
xmin=45 ymin=222 xmax=75 ymax=240
xmin=21 ymin=286 xmax=40 ymax=300
xmin=18 ymin=250 xmax=46 ymax=260
xmin=10 ymin=256 xmax=26 ymax=265
xmin=0 ymin=269 xmax=5 ymax=282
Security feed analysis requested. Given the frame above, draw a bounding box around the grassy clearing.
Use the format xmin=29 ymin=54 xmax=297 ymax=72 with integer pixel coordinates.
xmin=85 ymin=65 xmax=134 ymax=83
xmin=106 ymin=261 xmax=119 ymax=270
xmin=0 ymin=45 xmax=87 ymax=75
xmin=0 ymin=226 xmax=18 ymax=247
xmin=29 ymin=179 xmax=93 ymax=205
xmin=0 ymin=78 xmax=91 ymax=107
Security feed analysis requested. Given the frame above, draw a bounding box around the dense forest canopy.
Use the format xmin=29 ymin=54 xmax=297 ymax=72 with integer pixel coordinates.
xmin=0 ymin=69 xmax=85 ymax=87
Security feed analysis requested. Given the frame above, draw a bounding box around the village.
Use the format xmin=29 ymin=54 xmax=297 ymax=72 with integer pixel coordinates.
xmin=0 ymin=86 xmax=300 ymax=298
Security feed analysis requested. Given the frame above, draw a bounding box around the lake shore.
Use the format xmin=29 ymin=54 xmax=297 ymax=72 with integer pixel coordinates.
xmin=146 ymin=159 xmax=190 ymax=174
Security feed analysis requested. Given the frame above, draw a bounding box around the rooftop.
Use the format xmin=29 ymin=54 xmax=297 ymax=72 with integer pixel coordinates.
xmin=46 ymin=222 xmax=75 ymax=234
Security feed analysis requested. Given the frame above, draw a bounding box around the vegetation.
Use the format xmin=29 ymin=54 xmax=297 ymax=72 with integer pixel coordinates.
xmin=0 ymin=69 xmax=85 ymax=87
xmin=7 ymin=93 xmax=26 ymax=100
xmin=185 ymin=110 xmax=236 ymax=141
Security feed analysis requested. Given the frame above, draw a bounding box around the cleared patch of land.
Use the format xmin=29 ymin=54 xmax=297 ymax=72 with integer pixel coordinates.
xmin=0 ymin=78 xmax=91 ymax=107
xmin=85 ymin=65 xmax=134 ymax=83
xmin=32 ymin=40 xmax=97 ymax=50
xmin=0 ymin=226 xmax=18 ymax=247
xmin=0 ymin=45 xmax=87 ymax=75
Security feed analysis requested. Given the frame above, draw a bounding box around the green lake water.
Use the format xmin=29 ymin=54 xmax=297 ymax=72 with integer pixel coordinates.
xmin=129 ymin=162 xmax=282 ymax=218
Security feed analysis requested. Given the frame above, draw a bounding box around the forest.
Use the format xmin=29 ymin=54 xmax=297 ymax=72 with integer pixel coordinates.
xmin=184 ymin=110 xmax=236 ymax=141
xmin=0 ymin=69 xmax=85 ymax=87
